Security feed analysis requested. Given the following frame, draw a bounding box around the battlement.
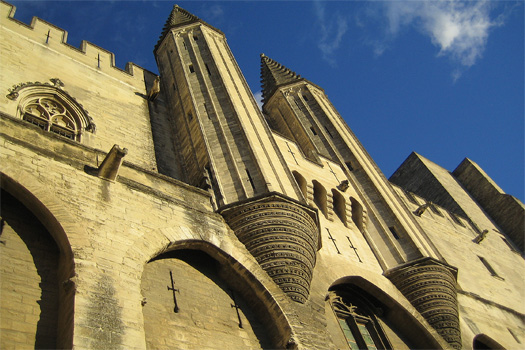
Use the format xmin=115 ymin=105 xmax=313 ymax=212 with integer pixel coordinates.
xmin=0 ymin=1 xmax=149 ymax=82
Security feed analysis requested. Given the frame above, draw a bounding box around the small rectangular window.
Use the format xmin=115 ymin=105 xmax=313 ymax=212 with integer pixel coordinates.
xmin=189 ymin=64 xmax=195 ymax=73
xmin=183 ymin=41 xmax=187 ymax=50
xmin=187 ymin=112 xmax=193 ymax=121
xmin=449 ymin=212 xmax=465 ymax=226
xmin=389 ymin=226 xmax=400 ymax=240
xmin=310 ymin=126 xmax=317 ymax=136
xmin=405 ymin=191 xmax=419 ymax=205
xmin=478 ymin=256 xmax=503 ymax=280
xmin=501 ymin=237 xmax=519 ymax=253
xmin=508 ymin=328 xmax=522 ymax=344
xmin=324 ymin=125 xmax=334 ymax=138
xmin=303 ymin=95 xmax=309 ymax=101
xmin=205 ymin=63 xmax=211 ymax=76
xmin=246 ymin=169 xmax=256 ymax=191
xmin=429 ymin=203 xmax=443 ymax=216
xmin=193 ymin=35 xmax=198 ymax=41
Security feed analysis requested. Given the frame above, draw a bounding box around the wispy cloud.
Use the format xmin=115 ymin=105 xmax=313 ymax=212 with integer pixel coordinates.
xmin=313 ymin=1 xmax=348 ymax=66
xmin=253 ymin=91 xmax=263 ymax=111
xmin=202 ymin=5 xmax=224 ymax=22
xmin=381 ymin=0 xmax=504 ymax=70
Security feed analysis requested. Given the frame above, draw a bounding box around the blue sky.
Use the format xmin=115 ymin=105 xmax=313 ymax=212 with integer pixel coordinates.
xmin=8 ymin=1 xmax=524 ymax=201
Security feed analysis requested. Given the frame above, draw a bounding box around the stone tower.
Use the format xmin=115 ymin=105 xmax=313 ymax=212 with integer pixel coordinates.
xmin=260 ymin=54 xmax=462 ymax=348
xmin=154 ymin=5 xmax=320 ymax=304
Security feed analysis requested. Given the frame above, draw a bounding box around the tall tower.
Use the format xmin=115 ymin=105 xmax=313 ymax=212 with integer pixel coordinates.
xmin=154 ymin=6 xmax=320 ymax=303
xmin=260 ymin=55 xmax=462 ymax=349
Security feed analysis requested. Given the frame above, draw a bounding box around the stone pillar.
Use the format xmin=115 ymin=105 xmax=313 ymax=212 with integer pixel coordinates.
xmin=386 ymin=257 xmax=461 ymax=349
xmin=220 ymin=193 xmax=319 ymax=303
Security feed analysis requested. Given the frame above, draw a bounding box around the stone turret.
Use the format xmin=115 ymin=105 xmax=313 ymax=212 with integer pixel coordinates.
xmin=154 ymin=6 xmax=320 ymax=303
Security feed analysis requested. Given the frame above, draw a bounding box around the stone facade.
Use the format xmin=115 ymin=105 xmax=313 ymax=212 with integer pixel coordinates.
xmin=0 ymin=2 xmax=523 ymax=350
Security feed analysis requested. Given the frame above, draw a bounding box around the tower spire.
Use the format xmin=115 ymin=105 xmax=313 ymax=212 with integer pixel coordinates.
xmin=260 ymin=54 xmax=303 ymax=104
xmin=156 ymin=5 xmax=221 ymax=53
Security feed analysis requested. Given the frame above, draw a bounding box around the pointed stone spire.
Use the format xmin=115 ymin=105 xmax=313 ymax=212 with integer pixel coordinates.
xmin=260 ymin=54 xmax=303 ymax=104
xmin=155 ymin=5 xmax=222 ymax=53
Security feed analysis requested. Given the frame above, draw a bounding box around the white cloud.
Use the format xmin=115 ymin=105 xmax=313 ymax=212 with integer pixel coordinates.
xmin=314 ymin=1 xmax=349 ymax=66
xmin=253 ymin=91 xmax=263 ymax=111
xmin=383 ymin=0 xmax=500 ymax=67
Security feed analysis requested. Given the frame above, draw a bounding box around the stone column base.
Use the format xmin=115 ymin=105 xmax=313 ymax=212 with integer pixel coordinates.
xmin=386 ymin=257 xmax=461 ymax=349
xmin=220 ymin=193 xmax=319 ymax=303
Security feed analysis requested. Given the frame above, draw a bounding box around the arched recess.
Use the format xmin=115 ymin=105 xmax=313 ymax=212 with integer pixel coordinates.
xmin=0 ymin=173 xmax=75 ymax=349
xmin=313 ymin=180 xmax=328 ymax=218
xmin=473 ymin=334 xmax=506 ymax=350
xmin=292 ymin=170 xmax=308 ymax=202
xmin=140 ymin=240 xmax=292 ymax=349
xmin=350 ymin=197 xmax=364 ymax=232
xmin=326 ymin=276 xmax=446 ymax=350
xmin=332 ymin=189 xmax=347 ymax=226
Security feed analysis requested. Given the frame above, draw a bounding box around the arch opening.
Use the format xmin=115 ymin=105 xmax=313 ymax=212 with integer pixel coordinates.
xmin=141 ymin=240 xmax=292 ymax=349
xmin=328 ymin=276 xmax=446 ymax=350
xmin=0 ymin=178 xmax=75 ymax=349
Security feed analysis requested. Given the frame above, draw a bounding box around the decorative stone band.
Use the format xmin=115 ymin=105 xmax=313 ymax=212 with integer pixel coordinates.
xmin=385 ymin=257 xmax=461 ymax=350
xmin=220 ymin=193 xmax=320 ymax=303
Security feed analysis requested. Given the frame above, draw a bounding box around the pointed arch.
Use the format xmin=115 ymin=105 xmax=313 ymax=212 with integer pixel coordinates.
xmin=0 ymin=172 xmax=75 ymax=349
xmin=140 ymin=239 xmax=293 ymax=349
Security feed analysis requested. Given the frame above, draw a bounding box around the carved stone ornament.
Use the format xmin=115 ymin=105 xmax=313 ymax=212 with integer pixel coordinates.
xmin=327 ymin=292 xmax=357 ymax=316
xmin=220 ymin=193 xmax=320 ymax=303
xmin=386 ymin=257 xmax=461 ymax=349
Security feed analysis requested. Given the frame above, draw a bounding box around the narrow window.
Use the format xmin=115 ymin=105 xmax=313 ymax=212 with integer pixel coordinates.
xmin=193 ymin=35 xmax=198 ymax=41
xmin=303 ymin=94 xmax=309 ymax=101
xmin=389 ymin=226 xmax=400 ymax=240
xmin=501 ymin=237 xmax=518 ymax=253
xmin=187 ymin=112 xmax=193 ymax=121
xmin=183 ymin=41 xmax=187 ymax=50
xmin=310 ymin=126 xmax=317 ymax=136
xmin=478 ymin=256 xmax=503 ymax=279
xmin=246 ymin=169 xmax=256 ymax=191
xmin=292 ymin=171 xmax=308 ymax=200
xmin=332 ymin=189 xmax=347 ymax=226
xmin=205 ymin=63 xmax=211 ymax=76
xmin=508 ymin=328 xmax=522 ymax=344
xmin=313 ymin=180 xmax=328 ymax=218
xmin=350 ymin=198 xmax=364 ymax=232
xmin=324 ymin=125 xmax=334 ymax=138
xmin=429 ymin=203 xmax=443 ymax=216
xmin=189 ymin=64 xmax=195 ymax=73
xmin=345 ymin=161 xmax=354 ymax=171
xmin=204 ymin=103 xmax=210 ymax=119
xmin=450 ymin=212 xmax=465 ymax=226
xmin=405 ymin=191 xmax=419 ymax=205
